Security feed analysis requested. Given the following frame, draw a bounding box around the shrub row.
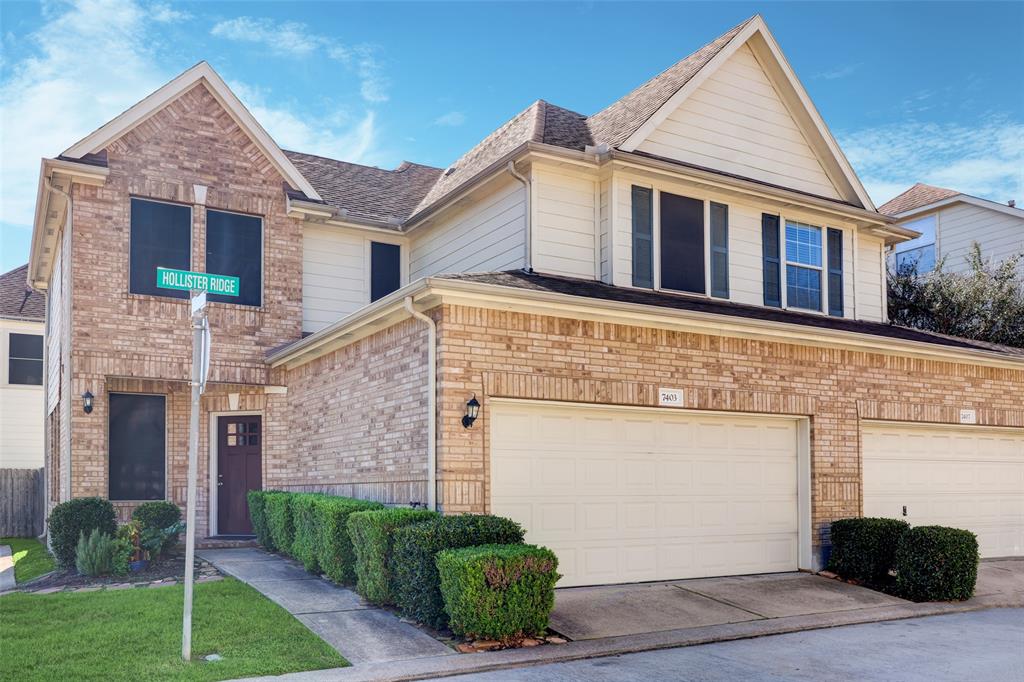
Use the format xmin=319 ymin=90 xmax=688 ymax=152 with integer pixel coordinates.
xmin=348 ymin=507 xmax=439 ymax=604
xmin=828 ymin=517 xmax=979 ymax=602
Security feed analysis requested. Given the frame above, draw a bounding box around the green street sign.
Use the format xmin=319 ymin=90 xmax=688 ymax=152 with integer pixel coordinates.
xmin=156 ymin=267 xmax=240 ymax=296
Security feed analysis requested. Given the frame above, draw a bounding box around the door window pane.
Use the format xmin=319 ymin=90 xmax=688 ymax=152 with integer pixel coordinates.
xmin=130 ymin=198 xmax=191 ymax=298
xmin=206 ymin=209 xmax=263 ymax=306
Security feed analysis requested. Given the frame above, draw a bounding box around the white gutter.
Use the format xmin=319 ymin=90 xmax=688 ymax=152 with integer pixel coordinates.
xmin=506 ymin=161 xmax=532 ymax=271
xmin=403 ymin=296 xmax=437 ymax=511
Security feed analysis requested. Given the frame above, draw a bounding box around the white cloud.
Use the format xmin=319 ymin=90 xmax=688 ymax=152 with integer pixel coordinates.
xmin=839 ymin=117 xmax=1024 ymax=206
xmin=433 ymin=111 xmax=466 ymax=127
xmin=212 ymin=17 xmax=389 ymax=103
xmin=0 ymin=0 xmax=383 ymax=235
xmin=150 ymin=2 xmax=191 ymax=23
xmin=814 ymin=62 xmax=861 ymax=80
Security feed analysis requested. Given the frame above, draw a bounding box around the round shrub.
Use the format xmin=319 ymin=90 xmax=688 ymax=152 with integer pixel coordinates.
xmin=827 ymin=517 xmax=910 ymax=584
xmin=131 ymin=501 xmax=182 ymax=553
xmin=48 ymin=497 xmax=117 ymax=569
xmin=393 ymin=514 xmax=525 ymax=629
xmin=894 ymin=526 xmax=979 ymax=602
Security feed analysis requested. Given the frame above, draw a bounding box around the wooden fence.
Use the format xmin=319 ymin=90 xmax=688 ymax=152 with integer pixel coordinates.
xmin=0 ymin=468 xmax=45 ymax=538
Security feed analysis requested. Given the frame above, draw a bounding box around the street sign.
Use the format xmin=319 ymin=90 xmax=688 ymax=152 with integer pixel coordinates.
xmin=190 ymin=290 xmax=207 ymax=315
xmin=157 ymin=267 xmax=239 ymax=296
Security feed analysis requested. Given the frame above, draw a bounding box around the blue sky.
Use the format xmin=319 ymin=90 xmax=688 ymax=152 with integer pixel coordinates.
xmin=2 ymin=1 xmax=1022 ymax=273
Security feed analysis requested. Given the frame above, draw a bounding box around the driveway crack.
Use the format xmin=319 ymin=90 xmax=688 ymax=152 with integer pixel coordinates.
xmin=672 ymin=585 xmax=771 ymax=619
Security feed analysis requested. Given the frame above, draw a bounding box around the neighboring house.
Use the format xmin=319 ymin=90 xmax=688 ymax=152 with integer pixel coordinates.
xmin=28 ymin=15 xmax=1023 ymax=585
xmin=880 ymin=183 xmax=1024 ymax=276
xmin=0 ymin=264 xmax=46 ymax=468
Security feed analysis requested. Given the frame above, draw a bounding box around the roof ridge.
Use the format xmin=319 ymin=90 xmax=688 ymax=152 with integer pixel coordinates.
xmin=283 ymin=149 xmax=442 ymax=174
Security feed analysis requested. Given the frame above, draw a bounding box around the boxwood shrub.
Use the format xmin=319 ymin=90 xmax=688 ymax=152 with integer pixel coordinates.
xmin=437 ymin=544 xmax=559 ymax=642
xmin=47 ymin=497 xmax=117 ymax=569
xmin=131 ymin=501 xmax=182 ymax=553
xmin=265 ymin=491 xmax=296 ymax=556
xmin=828 ymin=517 xmax=910 ymax=584
xmin=393 ymin=514 xmax=525 ymax=629
xmin=894 ymin=526 xmax=979 ymax=602
xmin=247 ymin=490 xmax=279 ymax=550
xmin=314 ymin=496 xmax=385 ymax=585
xmin=348 ymin=507 xmax=439 ymax=604
xmin=289 ymin=493 xmax=327 ymax=573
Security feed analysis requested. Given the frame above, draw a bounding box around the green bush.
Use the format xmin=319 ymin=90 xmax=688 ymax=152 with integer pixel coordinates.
xmin=436 ymin=544 xmax=559 ymax=642
xmin=393 ymin=514 xmax=525 ymax=628
xmin=348 ymin=507 xmax=439 ymax=604
xmin=314 ymin=496 xmax=385 ymax=585
xmin=290 ymin=493 xmax=327 ymax=573
xmin=48 ymin=497 xmax=117 ymax=569
xmin=895 ymin=526 xmax=979 ymax=602
xmin=265 ymin=491 xmax=296 ymax=556
xmin=131 ymin=501 xmax=182 ymax=554
xmin=75 ymin=529 xmax=126 ymax=577
xmin=827 ymin=517 xmax=910 ymax=584
xmin=247 ymin=490 xmax=278 ymax=550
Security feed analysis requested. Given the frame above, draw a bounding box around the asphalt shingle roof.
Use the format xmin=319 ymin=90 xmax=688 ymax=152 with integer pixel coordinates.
xmin=0 ymin=264 xmax=45 ymax=321
xmin=878 ymin=183 xmax=960 ymax=216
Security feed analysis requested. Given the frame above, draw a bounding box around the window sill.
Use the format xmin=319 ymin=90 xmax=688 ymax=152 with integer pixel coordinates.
xmin=1 ymin=383 xmax=44 ymax=389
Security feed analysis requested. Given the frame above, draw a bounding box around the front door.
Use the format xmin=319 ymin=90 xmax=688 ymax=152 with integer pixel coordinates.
xmin=217 ymin=415 xmax=262 ymax=535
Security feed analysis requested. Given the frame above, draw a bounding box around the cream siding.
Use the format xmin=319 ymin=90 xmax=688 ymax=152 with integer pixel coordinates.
xmin=634 ymin=44 xmax=842 ymax=201
xmin=409 ymin=176 xmax=526 ymax=280
xmin=599 ymin=178 xmax=612 ymax=282
xmin=532 ymin=167 xmax=598 ymax=279
xmin=611 ymin=177 xmax=634 ymax=287
xmin=856 ymin=234 xmax=886 ymax=322
xmin=0 ymin=319 xmax=45 ymax=468
xmin=302 ymin=225 xmax=371 ymax=333
xmin=936 ymin=203 xmax=1024 ymax=276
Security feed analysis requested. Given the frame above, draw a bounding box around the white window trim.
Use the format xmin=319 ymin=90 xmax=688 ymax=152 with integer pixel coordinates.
xmin=783 ymin=218 xmax=827 ymax=314
xmin=107 ymin=391 xmax=169 ymax=503
xmin=4 ymin=331 xmax=44 ymax=387
xmin=127 ymin=196 xmax=193 ymax=301
xmin=363 ymin=235 xmax=409 ymax=305
xmin=205 ymin=206 xmax=265 ymax=309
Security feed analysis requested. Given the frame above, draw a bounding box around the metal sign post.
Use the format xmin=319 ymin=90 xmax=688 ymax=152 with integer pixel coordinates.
xmin=182 ymin=289 xmax=209 ymax=661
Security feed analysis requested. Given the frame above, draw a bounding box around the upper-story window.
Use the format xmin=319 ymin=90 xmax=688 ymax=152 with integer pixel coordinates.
xmin=893 ymin=215 xmax=936 ymax=273
xmin=129 ymin=197 xmax=191 ymax=299
xmin=206 ymin=209 xmax=263 ymax=307
xmin=785 ymin=221 xmax=823 ymax=311
xmin=370 ymin=241 xmax=401 ymax=302
xmin=8 ymin=333 xmax=43 ymax=385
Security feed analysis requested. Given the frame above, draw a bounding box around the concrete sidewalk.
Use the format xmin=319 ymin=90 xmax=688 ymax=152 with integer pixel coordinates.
xmin=0 ymin=545 xmax=15 ymax=592
xmin=197 ymin=548 xmax=453 ymax=666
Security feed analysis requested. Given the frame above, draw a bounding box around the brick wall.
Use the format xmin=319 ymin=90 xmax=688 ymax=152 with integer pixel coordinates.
xmin=433 ymin=304 xmax=1024 ymax=549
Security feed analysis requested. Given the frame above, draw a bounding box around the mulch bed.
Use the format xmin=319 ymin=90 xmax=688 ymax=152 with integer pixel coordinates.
xmin=18 ymin=550 xmax=222 ymax=594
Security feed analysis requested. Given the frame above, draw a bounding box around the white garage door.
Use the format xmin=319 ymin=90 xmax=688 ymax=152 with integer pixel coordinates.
xmin=490 ymin=402 xmax=800 ymax=587
xmin=863 ymin=422 xmax=1024 ymax=558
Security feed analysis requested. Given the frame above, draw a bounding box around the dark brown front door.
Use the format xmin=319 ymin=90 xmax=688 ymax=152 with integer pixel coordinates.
xmin=218 ymin=415 xmax=262 ymax=535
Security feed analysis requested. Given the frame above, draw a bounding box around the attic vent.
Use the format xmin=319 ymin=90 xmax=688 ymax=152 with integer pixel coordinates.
xmin=444 ymin=166 xmax=457 ymax=177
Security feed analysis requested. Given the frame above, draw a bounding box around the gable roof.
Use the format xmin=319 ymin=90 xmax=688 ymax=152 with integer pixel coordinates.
xmin=60 ymin=62 xmax=322 ymax=201
xmin=0 ymin=264 xmax=45 ymax=321
xmin=878 ymin=183 xmax=960 ymax=216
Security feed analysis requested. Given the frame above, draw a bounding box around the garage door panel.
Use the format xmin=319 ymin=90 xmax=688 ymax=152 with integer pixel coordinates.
xmin=863 ymin=423 xmax=1024 ymax=558
xmin=491 ymin=402 xmax=800 ymax=586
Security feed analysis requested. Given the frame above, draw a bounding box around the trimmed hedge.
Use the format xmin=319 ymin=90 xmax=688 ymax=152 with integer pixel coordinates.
xmin=895 ymin=526 xmax=979 ymax=602
xmin=437 ymin=544 xmax=559 ymax=641
xmin=290 ymin=493 xmax=327 ymax=572
xmin=265 ymin=491 xmax=296 ymax=555
xmin=393 ymin=514 xmax=525 ymax=628
xmin=247 ymin=490 xmax=279 ymax=550
xmin=314 ymin=496 xmax=385 ymax=585
xmin=828 ymin=517 xmax=910 ymax=584
xmin=348 ymin=508 xmax=439 ymax=604
xmin=48 ymin=497 xmax=117 ymax=569
xmin=131 ymin=501 xmax=182 ymax=553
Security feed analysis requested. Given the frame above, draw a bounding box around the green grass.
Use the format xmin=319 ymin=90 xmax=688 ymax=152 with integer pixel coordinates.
xmin=1 ymin=537 xmax=55 ymax=583
xmin=0 ymin=578 xmax=347 ymax=681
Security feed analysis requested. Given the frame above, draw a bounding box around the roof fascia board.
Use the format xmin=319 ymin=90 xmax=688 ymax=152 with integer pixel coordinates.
xmin=287 ymin=197 xmax=409 ymax=235
xmin=61 ymin=62 xmax=322 ymax=201
xmin=273 ymin=276 xmax=1024 ymax=371
xmin=893 ymin=195 xmax=1024 ymax=221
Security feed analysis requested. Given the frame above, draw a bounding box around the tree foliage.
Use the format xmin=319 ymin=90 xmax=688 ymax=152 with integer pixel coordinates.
xmin=887 ymin=243 xmax=1024 ymax=348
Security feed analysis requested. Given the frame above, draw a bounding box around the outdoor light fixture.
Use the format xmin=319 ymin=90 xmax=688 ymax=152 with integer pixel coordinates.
xmin=82 ymin=391 xmax=94 ymax=414
xmin=462 ymin=395 xmax=481 ymax=428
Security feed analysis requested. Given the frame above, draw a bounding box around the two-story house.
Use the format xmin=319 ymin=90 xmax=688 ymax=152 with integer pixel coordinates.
xmin=880 ymin=183 xmax=1024 ymax=276
xmin=29 ymin=16 xmax=1023 ymax=585
xmin=0 ymin=264 xmax=46 ymax=469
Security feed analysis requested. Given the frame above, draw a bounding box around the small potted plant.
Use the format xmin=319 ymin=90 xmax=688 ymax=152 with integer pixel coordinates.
xmin=117 ymin=521 xmax=150 ymax=572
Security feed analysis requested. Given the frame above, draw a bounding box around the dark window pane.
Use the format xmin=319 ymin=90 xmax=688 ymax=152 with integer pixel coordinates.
xmin=631 ymin=186 xmax=653 ymax=288
xmin=109 ymin=393 xmax=166 ymax=501
xmin=9 ymin=359 xmax=42 ymax=385
xmin=762 ymin=214 xmax=781 ymax=307
xmin=130 ymin=198 xmax=191 ymax=298
xmin=9 ymin=333 xmax=42 ymax=360
xmin=206 ymin=209 xmax=262 ymax=306
xmin=827 ymin=228 xmax=844 ymax=317
xmin=660 ymin=192 xmax=705 ymax=294
xmin=710 ymin=202 xmax=729 ymax=299
xmin=370 ymin=242 xmax=401 ymax=302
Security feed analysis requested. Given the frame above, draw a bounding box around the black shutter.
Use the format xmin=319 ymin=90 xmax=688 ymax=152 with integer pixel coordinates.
xmin=710 ymin=202 xmax=729 ymax=299
xmin=206 ymin=209 xmax=263 ymax=306
xmin=129 ymin=198 xmax=191 ymax=298
xmin=370 ymin=242 xmax=402 ymax=302
xmin=109 ymin=393 xmax=166 ymax=501
xmin=660 ymin=192 xmax=705 ymax=294
xmin=762 ymin=213 xmax=781 ymax=307
xmin=631 ymin=186 xmax=653 ymax=288
xmin=827 ymin=228 xmax=844 ymax=317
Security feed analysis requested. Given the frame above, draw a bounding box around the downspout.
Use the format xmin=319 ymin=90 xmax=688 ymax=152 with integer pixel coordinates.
xmin=404 ymin=296 xmax=437 ymax=511
xmin=40 ymin=288 xmax=49 ymax=540
xmin=506 ymin=161 xmax=532 ymax=272
xmin=44 ymin=176 xmax=73 ymax=505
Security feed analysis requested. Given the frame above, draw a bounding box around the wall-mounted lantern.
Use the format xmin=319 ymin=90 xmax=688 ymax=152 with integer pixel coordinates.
xmin=82 ymin=391 xmax=94 ymax=414
xmin=462 ymin=395 xmax=481 ymax=428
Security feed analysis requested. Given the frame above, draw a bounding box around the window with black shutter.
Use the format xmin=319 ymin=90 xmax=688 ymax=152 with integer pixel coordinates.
xmin=631 ymin=186 xmax=654 ymax=288
xmin=660 ymin=192 xmax=705 ymax=294
xmin=827 ymin=228 xmax=844 ymax=317
xmin=129 ymin=198 xmax=191 ymax=298
xmin=109 ymin=393 xmax=166 ymax=501
xmin=710 ymin=202 xmax=729 ymax=299
xmin=762 ymin=213 xmax=781 ymax=307
xmin=370 ymin=242 xmax=401 ymax=302
xmin=206 ymin=209 xmax=263 ymax=307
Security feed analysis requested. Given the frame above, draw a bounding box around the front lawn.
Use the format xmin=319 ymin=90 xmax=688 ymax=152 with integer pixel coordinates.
xmin=1 ymin=537 xmax=55 ymax=583
xmin=0 ymin=578 xmax=347 ymax=681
